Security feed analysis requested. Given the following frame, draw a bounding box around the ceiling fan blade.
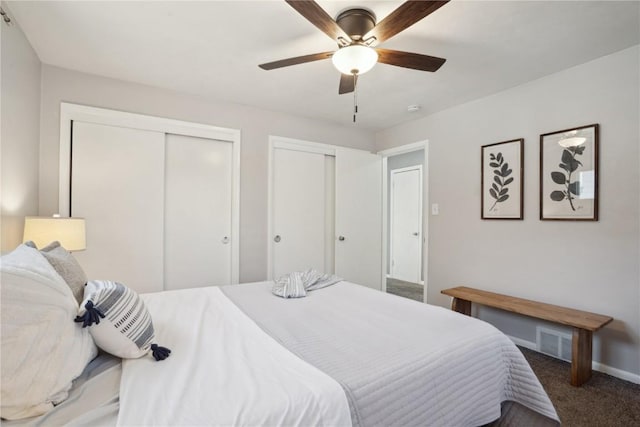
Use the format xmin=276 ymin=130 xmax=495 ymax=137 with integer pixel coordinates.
xmin=285 ymin=0 xmax=351 ymax=42
xmin=376 ymin=48 xmax=446 ymax=72
xmin=338 ymin=74 xmax=355 ymax=94
xmin=259 ymin=51 xmax=334 ymax=70
xmin=364 ymin=0 xmax=449 ymax=45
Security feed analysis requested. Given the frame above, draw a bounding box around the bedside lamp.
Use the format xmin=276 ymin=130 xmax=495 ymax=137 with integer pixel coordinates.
xmin=23 ymin=215 xmax=86 ymax=251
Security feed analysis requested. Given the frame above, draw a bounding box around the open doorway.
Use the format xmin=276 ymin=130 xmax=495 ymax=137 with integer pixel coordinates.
xmin=379 ymin=142 xmax=428 ymax=303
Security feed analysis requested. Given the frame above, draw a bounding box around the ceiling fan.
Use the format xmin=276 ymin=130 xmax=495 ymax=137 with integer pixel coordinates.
xmin=259 ymin=0 xmax=450 ymax=96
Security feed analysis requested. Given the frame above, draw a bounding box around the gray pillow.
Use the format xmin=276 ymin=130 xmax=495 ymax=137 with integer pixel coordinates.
xmin=29 ymin=241 xmax=87 ymax=305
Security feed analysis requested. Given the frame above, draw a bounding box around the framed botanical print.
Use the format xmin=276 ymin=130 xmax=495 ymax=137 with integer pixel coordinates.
xmin=540 ymin=124 xmax=598 ymax=221
xmin=481 ymin=139 xmax=524 ymax=219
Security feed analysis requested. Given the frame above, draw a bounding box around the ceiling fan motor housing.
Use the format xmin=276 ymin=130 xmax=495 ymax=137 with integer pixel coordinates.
xmin=336 ymin=8 xmax=376 ymax=42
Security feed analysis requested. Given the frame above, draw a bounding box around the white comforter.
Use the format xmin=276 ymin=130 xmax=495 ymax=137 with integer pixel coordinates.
xmin=117 ymin=286 xmax=351 ymax=426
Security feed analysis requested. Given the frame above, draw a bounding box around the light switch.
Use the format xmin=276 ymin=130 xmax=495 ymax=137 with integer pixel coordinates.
xmin=431 ymin=203 xmax=439 ymax=215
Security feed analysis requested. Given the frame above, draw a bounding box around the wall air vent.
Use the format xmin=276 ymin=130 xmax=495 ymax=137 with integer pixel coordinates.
xmin=536 ymin=326 xmax=572 ymax=362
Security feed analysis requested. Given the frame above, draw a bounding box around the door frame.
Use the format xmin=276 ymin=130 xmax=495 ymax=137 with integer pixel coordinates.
xmin=58 ymin=102 xmax=241 ymax=284
xmin=378 ymin=141 xmax=429 ymax=301
xmin=267 ymin=136 xmax=336 ymax=280
xmin=389 ymin=165 xmax=423 ymax=283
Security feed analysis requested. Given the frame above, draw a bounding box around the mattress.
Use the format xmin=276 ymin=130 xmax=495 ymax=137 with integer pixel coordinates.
xmin=6 ymin=280 xmax=559 ymax=426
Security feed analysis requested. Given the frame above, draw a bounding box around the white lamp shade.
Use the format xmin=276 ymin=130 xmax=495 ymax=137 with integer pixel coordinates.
xmin=23 ymin=216 xmax=86 ymax=251
xmin=332 ymin=45 xmax=378 ymax=75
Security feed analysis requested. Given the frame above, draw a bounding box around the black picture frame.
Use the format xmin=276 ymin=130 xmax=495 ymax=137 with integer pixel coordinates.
xmin=481 ymin=139 xmax=524 ymax=220
xmin=540 ymin=124 xmax=599 ymax=221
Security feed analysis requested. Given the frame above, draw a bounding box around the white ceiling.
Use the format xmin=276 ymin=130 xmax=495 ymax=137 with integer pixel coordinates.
xmin=7 ymin=1 xmax=640 ymax=130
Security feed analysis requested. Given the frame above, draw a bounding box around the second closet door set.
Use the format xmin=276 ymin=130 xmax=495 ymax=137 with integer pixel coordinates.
xmin=269 ymin=140 xmax=382 ymax=290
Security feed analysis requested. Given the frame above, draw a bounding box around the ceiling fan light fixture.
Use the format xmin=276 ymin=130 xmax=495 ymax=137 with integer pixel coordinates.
xmin=332 ymin=45 xmax=378 ymax=75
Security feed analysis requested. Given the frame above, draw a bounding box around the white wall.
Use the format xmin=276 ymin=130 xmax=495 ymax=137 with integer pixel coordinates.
xmin=0 ymin=4 xmax=41 ymax=252
xmin=376 ymin=46 xmax=640 ymax=378
xmin=38 ymin=65 xmax=375 ymax=282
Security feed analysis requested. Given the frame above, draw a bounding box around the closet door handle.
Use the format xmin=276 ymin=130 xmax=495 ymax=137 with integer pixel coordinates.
xmin=222 ymin=236 xmax=230 ymax=244
xmin=274 ymin=235 xmax=281 ymax=243
xmin=412 ymin=232 xmax=419 ymax=236
xmin=338 ymin=236 xmax=345 ymax=241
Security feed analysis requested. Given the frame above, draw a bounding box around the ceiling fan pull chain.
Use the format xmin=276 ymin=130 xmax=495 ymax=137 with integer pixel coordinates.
xmin=353 ymin=73 xmax=358 ymax=123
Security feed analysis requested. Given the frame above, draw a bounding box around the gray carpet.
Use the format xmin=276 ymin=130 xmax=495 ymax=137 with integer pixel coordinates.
xmin=520 ymin=346 xmax=640 ymax=426
xmin=386 ymin=278 xmax=423 ymax=301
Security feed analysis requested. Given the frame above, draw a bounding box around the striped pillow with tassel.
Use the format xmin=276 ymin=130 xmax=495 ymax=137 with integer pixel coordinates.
xmin=75 ymin=280 xmax=170 ymax=361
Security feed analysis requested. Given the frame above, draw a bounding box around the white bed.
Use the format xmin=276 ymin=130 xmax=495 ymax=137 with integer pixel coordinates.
xmin=3 ymin=278 xmax=559 ymax=427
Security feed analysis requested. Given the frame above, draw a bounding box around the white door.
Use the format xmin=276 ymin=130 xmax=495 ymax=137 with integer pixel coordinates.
xmin=71 ymin=121 xmax=165 ymax=293
xmin=272 ymin=148 xmax=328 ymax=279
xmin=335 ymin=147 xmax=382 ymax=290
xmin=164 ymin=134 xmax=233 ymax=289
xmin=390 ymin=167 xmax=422 ymax=283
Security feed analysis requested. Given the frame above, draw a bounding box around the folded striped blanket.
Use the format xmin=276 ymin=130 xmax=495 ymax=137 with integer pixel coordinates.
xmin=272 ymin=269 xmax=342 ymax=298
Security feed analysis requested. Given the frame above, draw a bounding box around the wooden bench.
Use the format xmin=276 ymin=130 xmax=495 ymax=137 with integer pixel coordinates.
xmin=441 ymin=286 xmax=613 ymax=386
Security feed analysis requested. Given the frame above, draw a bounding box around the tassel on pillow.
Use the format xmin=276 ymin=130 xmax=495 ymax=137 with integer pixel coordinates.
xmin=151 ymin=344 xmax=171 ymax=361
xmin=74 ymin=301 xmax=105 ymax=327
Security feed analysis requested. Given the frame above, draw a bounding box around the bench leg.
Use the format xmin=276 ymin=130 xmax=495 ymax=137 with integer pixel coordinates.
xmin=571 ymin=328 xmax=593 ymax=386
xmin=451 ymin=298 xmax=472 ymax=316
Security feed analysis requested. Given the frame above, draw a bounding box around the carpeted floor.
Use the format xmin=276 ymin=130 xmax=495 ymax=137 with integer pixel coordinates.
xmin=519 ymin=346 xmax=640 ymax=426
xmin=386 ymin=278 xmax=423 ymax=301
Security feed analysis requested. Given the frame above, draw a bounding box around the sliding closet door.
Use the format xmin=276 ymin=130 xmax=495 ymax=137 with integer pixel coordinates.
xmin=71 ymin=121 xmax=165 ymax=293
xmin=164 ymin=134 xmax=232 ymax=289
xmin=335 ymin=147 xmax=382 ymax=290
xmin=272 ymin=148 xmax=328 ymax=279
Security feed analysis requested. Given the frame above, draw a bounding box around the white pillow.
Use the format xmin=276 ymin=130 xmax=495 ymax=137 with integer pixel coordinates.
xmin=76 ymin=280 xmax=171 ymax=361
xmin=0 ymin=244 xmax=97 ymax=420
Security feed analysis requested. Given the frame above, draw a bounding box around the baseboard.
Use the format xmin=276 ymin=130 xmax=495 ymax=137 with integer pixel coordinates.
xmin=592 ymin=361 xmax=640 ymax=384
xmin=506 ymin=335 xmax=640 ymax=385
